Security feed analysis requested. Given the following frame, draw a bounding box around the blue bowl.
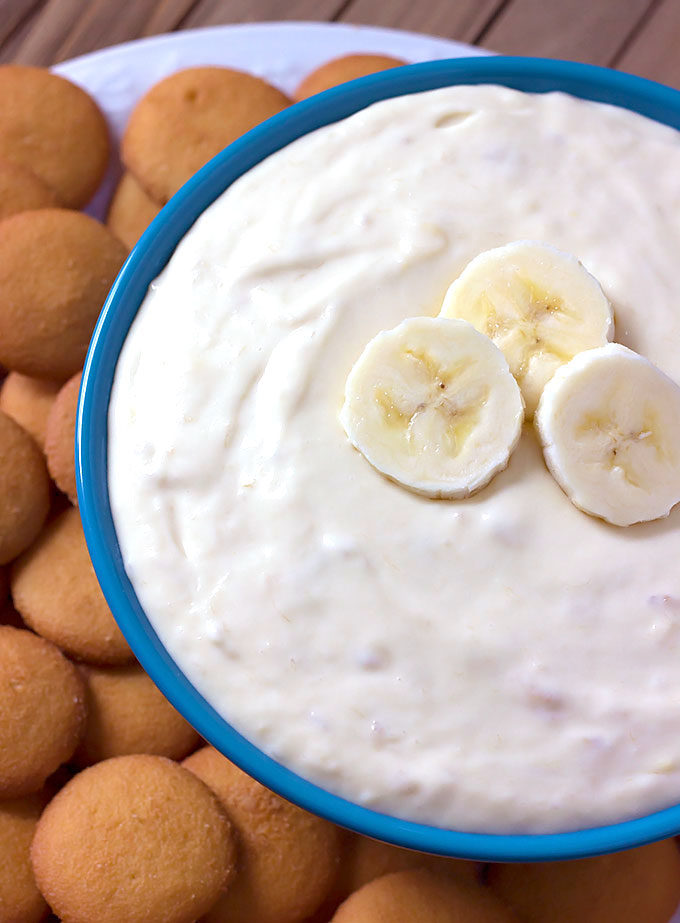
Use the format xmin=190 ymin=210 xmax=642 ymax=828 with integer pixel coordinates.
xmin=77 ymin=56 xmax=680 ymax=862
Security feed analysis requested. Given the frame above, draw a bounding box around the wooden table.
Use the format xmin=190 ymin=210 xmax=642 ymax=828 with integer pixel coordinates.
xmin=1 ymin=0 xmax=678 ymax=89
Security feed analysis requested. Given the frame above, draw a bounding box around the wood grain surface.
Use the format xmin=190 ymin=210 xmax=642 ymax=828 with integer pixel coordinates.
xmin=0 ymin=0 xmax=678 ymax=89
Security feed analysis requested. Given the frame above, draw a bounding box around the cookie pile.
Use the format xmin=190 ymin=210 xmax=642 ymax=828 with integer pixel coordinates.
xmin=0 ymin=55 xmax=679 ymax=923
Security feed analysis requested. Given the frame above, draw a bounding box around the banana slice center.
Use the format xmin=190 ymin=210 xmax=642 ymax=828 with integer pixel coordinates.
xmin=375 ymin=350 xmax=486 ymax=458
xmin=340 ymin=316 xmax=524 ymax=500
xmin=484 ymin=277 xmax=573 ymax=379
xmin=577 ymin=405 xmax=664 ymax=488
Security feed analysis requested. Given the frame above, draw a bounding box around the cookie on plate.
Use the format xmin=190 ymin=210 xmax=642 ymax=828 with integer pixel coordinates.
xmin=0 ymin=791 xmax=50 ymax=923
xmin=0 ymin=372 xmax=60 ymax=451
xmin=0 ymin=209 xmax=127 ymax=380
xmin=106 ymin=171 xmax=161 ymax=250
xmin=75 ymin=662 xmax=200 ymax=765
xmin=331 ymin=868 xmax=518 ymax=922
xmin=487 ymin=840 xmax=680 ymax=922
xmin=0 ymin=410 xmax=50 ymax=564
xmin=0 ymin=626 xmax=86 ymax=797
xmin=31 ymin=755 xmax=236 ymax=923
xmin=44 ymin=371 xmax=81 ymax=504
xmin=0 ymin=66 xmax=109 ymax=208
xmin=184 ymin=746 xmax=341 ymax=923
xmin=0 ymin=158 xmax=58 ymax=222
xmin=122 ymin=67 xmax=291 ymax=204
xmin=11 ymin=506 xmax=133 ymax=664
xmin=293 ymin=54 xmax=407 ymax=101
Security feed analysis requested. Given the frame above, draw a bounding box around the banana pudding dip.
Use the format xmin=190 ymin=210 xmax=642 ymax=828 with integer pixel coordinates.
xmin=109 ymin=84 xmax=680 ymax=834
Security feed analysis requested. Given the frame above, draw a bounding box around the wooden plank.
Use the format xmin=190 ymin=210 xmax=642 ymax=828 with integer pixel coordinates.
xmin=0 ymin=0 xmax=45 ymax=46
xmin=480 ymin=0 xmax=652 ymax=65
xmin=338 ymin=0 xmax=506 ymax=43
xmin=180 ymin=0 xmax=346 ymax=29
xmin=143 ymin=0 xmax=203 ymax=36
xmin=616 ymin=0 xmax=680 ymax=89
xmin=0 ymin=1 xmax=48 ymax=63
xmin=52 ymin=0 xmax=176 ymax=61
xmin=8 ymin=0 xmax=89 ymax=65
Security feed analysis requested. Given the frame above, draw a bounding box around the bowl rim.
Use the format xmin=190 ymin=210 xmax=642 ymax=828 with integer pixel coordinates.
xmin=77 ymin=54 xmax=680 ymax=861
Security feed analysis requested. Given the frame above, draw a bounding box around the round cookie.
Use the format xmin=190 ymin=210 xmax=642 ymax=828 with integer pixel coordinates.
xmin=0 ymin=410 xmax=50 ymax=564
xmin=293 ymin=54 xmax=407 ymax=102
xmin=0 ymin=626 xmax=86 ymax=797
xmin=487 ymin=840 xmax=680 ymax=923
xmin=106 ymin=171 xmax=161 ymax=250
xmin=0 ymin=791 xmax=49 ymax=923
xmin=75 ymin=662 xmax=200 ymax=765
xmin=44 ymin=371 xmax=81 ymax=504
xmin=0 ymin=208 xmax=127 ymax=380
xmin=0 ymin=158 xmax=58 ymax=222
xmin=331 ymin=868 xmax=518 ymax=922
xmin=336 ymin=833 xmax=479 ymax=899
xmin=31 ymin=755 xmax=236 ymax=923
xmin=11 ymin=506 xmax=133 ymax=664
xmin=0 ymin=372 xmax=60 ymax=450
xmin=0 ymin=66 xmax=109 ymax=208
xmin=183 ymin=746 xmax=341 ymax=923
xmin=122 ymin=67 xmax=291 ymax=203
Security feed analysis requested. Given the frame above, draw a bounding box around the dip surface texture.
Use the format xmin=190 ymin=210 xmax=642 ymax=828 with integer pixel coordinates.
xmin=109 ymin=85 xmax=680 ymax=834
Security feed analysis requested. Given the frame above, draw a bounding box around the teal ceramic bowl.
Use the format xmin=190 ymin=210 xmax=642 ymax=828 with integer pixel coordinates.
xmin=77 ymin=56 xmax=680 ymax=861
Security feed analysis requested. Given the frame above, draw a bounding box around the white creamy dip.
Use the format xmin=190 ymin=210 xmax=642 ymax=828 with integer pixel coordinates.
xmin=109 ymin=85 xmax=680 ymax=833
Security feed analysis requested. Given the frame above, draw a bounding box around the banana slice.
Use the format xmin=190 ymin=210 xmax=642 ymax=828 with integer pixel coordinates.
xmin=535 ymin=343 xmax=680 ymax=527
xmin=440 ymin=241 xmax=614 ymax=417
xmin=340 ymin=316 xmax=524 ymax=499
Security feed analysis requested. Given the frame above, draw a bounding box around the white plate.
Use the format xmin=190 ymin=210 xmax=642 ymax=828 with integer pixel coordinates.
xmin=54 ymin=23 xmax=680 ymax=914
xmin=52 ymin=21 xmax=487 ymax=217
